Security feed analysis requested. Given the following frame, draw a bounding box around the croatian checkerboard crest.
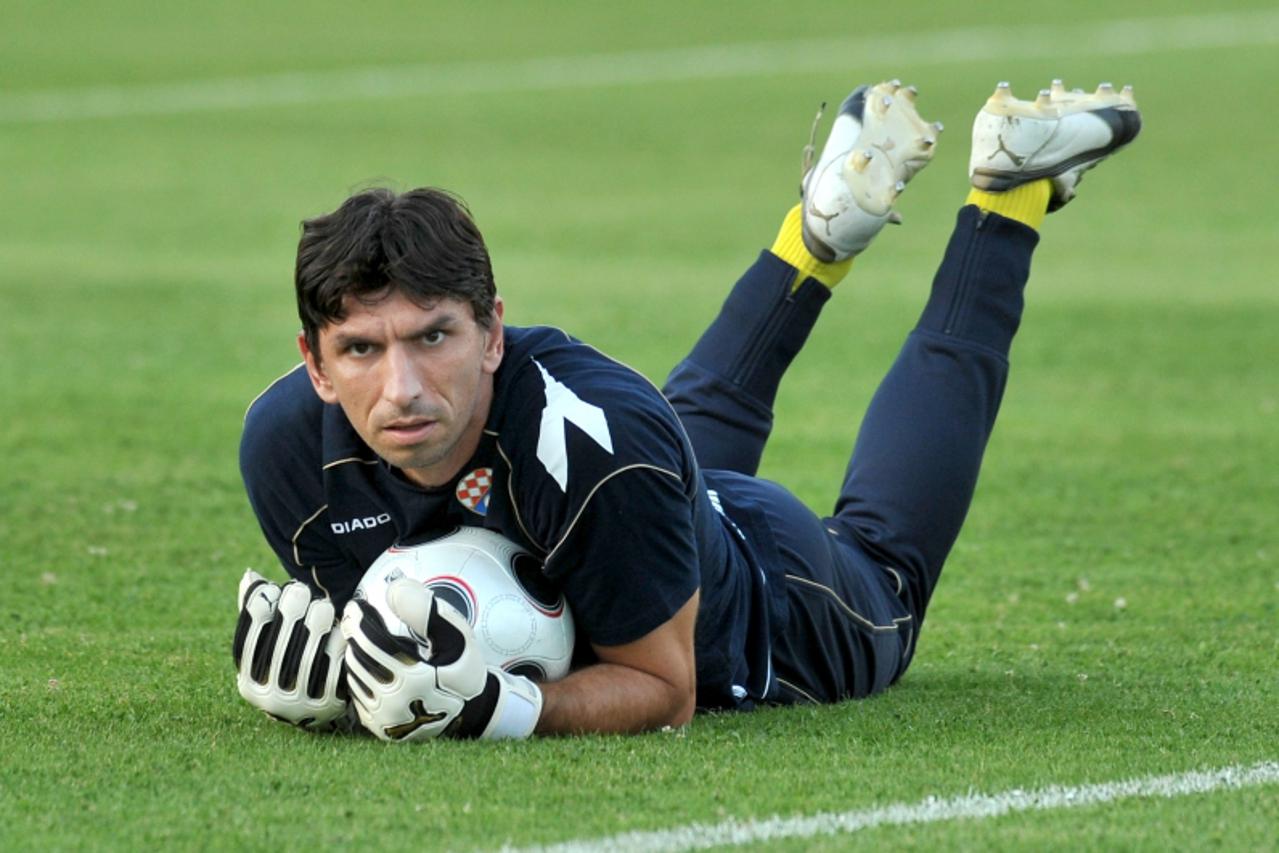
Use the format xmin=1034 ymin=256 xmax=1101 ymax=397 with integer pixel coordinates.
xmin=455 ymin=467 xmax=492 ymax=515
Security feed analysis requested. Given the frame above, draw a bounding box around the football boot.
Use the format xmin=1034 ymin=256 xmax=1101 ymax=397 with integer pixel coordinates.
xmin=969 ymin=80 xmax=1141 ymax=211
xmin=800 ymin=80 xmax=942 ymax=262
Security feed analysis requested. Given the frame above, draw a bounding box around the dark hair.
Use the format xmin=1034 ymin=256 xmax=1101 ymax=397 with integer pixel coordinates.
xmin=295 ymin=187 xmax=496 ymax=354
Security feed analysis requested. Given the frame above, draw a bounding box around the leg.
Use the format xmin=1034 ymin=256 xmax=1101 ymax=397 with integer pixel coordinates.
xmin=698 ymin=207 xmax=1036 ymax=704
xmin=707 ymin=470 xmax=913 ymax=703
xmin=828 ymin=205 xmax=1036 ymax=623
xmin=664 ymin=81 xmax=941 ymax=474
xmin=662 ymin=252 xmax=830 ymax=475
xmin=831 ymin=78 xmax=1142 ymax=625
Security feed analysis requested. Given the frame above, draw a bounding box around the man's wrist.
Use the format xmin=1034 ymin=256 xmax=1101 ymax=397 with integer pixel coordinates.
xmin=481 ymin=670 xmax=542 ymax=739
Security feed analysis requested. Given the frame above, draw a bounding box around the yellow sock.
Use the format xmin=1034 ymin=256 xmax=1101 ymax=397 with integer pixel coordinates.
xmin=965 ymin=179 xmax=1051 ymax=231
xmin=769 ymin=203 xmax=853 ymax=289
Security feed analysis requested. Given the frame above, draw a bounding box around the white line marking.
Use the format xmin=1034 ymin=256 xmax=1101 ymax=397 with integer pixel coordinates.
xmin=3 ymin=10 xmax=1278 ymax=124
xmin=506 ymin=761 xmax=1279 ymax=853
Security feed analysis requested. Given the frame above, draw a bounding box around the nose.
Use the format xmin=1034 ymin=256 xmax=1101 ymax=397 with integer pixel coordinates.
xmin=382 ymin=345 xmax=424 ymax=408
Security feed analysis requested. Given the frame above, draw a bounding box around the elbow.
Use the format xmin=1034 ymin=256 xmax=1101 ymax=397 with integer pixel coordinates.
xmin=627 ymin=668 xmax=694 ymax=733
xmin=670 ymin=700 xmax=695 ymax=728
xmin=664 ymin=674 xmax=697 ymax=729
xmin=639 ymin=667 xmax=695 ymax=731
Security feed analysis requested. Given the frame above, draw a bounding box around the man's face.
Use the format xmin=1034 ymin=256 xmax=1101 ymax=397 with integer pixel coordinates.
xmin=300 ymin=290 xmax=504 ymax=489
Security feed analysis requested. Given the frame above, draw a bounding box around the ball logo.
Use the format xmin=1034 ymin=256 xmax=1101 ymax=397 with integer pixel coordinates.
xmin=455 ymin=468 xmax=493 ymax=515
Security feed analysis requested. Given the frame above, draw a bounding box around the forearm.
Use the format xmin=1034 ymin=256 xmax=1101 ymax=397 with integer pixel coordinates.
xmin=536 ymin=591 xmax=699 ymax=735
xmin=536 ymin=662 xmax=696 ymax=735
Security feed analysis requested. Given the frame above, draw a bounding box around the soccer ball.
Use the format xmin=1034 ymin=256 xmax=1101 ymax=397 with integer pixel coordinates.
xmin=354 ymin=527 xmax=574 ymax=682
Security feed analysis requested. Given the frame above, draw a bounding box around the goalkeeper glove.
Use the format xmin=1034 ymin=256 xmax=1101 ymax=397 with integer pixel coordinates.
xmin=340 ymin=578 xmax=542 ymax=741
xmin=232 ymin=570 xmax=351 ymax=731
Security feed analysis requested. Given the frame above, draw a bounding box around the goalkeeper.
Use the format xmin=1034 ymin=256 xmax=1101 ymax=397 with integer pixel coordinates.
xmin=233 ymin=79 xmax=1140 ymax=738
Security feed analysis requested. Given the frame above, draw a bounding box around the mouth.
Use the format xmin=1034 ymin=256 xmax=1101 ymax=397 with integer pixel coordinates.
xmin=380 ymin=418 xmax=438 ymax=446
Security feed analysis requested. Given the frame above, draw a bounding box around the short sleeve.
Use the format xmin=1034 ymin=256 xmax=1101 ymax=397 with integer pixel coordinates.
xmin=239 ymin=372 xmax=363 ymax=601
xmin=542 ymin=466 xmax=700 ymax=648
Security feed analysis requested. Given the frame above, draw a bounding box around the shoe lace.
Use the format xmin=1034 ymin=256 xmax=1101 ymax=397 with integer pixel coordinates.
xmin=799 ymin=101 xmax=826 ymax=196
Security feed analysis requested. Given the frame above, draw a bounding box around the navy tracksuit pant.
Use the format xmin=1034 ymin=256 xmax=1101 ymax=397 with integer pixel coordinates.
xmin=662 ymin=207 xmax=1038 ymax=703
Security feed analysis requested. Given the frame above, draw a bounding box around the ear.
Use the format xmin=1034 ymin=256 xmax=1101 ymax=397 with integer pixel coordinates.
xmin=298 ymin=331 xmax=340 ymax=404
xmin=482 ymin=297 xmax=505 ymax=375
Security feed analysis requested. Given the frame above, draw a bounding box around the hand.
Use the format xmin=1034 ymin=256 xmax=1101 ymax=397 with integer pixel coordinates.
xmin=340 ymin=579 xmax=542 ymax=742
xmin=232 ymin=570 xmax=351 ymax=731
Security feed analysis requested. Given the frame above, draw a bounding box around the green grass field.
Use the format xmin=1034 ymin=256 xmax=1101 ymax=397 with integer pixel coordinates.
xmin=2 ymin=1 xmax=1277 ymax=849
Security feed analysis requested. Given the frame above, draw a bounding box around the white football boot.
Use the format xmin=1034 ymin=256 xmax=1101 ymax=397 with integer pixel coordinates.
xmin=801 ymin=80 xmax=943 ymax=262
xmin=969 ymin=80 xmax=1142 ymax=210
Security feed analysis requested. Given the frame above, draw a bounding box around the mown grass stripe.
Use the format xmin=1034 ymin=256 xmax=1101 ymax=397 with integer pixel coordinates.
xmin=512 ymin=761 xmax=1279 ymax=852
xmin=3 ymin=10 xmax=1278 ymax=124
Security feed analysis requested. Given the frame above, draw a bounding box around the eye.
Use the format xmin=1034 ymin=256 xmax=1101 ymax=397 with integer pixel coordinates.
xmin=345 ymin=341 xmax=376 ymax=357
xmin=422 ymin=330 xmax=446 ymax=346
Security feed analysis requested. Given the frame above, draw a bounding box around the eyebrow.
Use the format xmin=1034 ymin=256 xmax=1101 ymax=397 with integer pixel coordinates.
xmin=406 ymin=314 xmax=459 ymax=339
xmin=329 ymin=331 xmax=372 ymax=351
xmin=328 ymin=312 xmax=461 ymax=351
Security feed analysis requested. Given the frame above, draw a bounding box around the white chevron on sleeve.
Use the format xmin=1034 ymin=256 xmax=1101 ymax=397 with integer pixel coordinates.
xmin=533 ymin=359 xmax=614 ymax=491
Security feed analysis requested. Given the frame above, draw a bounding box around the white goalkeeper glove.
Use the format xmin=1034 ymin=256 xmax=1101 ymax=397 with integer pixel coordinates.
xmin=340 ymin=578 xmax=543 ymax=742
xmin=233 ymin=569 xmax=351 ymax=731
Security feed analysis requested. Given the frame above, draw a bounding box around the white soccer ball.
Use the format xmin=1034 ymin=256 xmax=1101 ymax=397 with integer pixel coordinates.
xmin=355 ymin=527 xmax=574 ymax=682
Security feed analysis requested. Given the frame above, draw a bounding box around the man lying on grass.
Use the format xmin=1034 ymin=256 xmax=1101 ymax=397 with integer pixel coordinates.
xmin=234 ymin=78 xmax=1140 ymax=739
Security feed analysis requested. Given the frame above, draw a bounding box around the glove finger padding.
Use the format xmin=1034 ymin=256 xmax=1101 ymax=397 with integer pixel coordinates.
xmin=273 ymin=581 xmax=316 ymax=690
xmin=233 ymin=570 xmax=281 ymax=683
xmin=305 ymin=598 xmax=347 ymax=704
xmin=341 ymin=597 xmax=419 ymax=696
xmin=233 ymin=570 xmax=350 ymax=731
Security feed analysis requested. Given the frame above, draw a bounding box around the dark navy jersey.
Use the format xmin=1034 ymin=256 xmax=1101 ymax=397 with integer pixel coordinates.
xmin=240 ymin=325 xmax=783 ymax=708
